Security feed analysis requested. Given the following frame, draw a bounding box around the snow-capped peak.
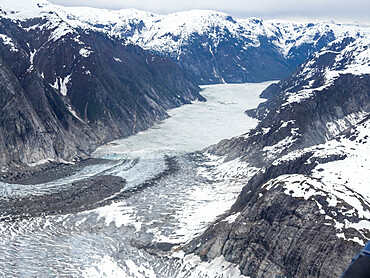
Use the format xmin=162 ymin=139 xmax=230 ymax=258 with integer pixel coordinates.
xmin=54 ymin=6 xmax=370 ymax=59
xmin=0 ymin=0 xmax=52 ymax=19
xmin=2 ymin=1 xmax=370 ymax=85
xmin=2 ymin=1 xmax=370 ymax=58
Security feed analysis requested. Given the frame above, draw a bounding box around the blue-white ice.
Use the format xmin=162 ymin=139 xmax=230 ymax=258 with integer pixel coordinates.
xmin=94 ymin=82 xmax=271 ymax=159
xmin=0 ymin=82 xmax=274 ymax=278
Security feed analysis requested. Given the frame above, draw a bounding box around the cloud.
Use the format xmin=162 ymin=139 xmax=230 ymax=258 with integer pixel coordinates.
xmin=48 ymin=0 xmax=369 ymax=23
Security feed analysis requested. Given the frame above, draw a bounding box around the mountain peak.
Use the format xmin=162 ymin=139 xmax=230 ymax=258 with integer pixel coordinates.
xmin=0 ymin=0 xmax=52 ymax=18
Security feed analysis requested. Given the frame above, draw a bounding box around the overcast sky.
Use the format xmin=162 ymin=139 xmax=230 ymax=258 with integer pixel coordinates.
xmin=48 ymin=0 xmax=369 ymax=23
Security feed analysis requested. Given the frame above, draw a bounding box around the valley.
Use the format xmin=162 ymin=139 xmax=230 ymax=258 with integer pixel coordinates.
xmin=0 ymin=82 xmax=270 ymax=277
xmin=0 ymin=0 xmax=369 ymax=277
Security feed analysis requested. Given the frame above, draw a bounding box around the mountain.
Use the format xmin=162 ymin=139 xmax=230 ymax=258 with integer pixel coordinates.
xmin=2 ymin=1 xmax=369 ymax=86
xmin=0 ymin=1 xmax=369 ymax=276
xmin=6 ymin=0 xmax=369 ymax=169
xmin=55 ymin=6 xmax=370 ymax=84
xmin=183 ymin=37 xmax=370 ymax=277
xmin=208 ymin=37 xmax=370 ymax=165
xmin=0 ymin=0 xmax=202 ymax=168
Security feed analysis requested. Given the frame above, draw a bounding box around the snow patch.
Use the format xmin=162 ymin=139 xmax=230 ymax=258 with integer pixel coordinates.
xmin=60 ymin=74 xmax=71 ymax=96
xmin=79 ymin=48 xmax=93 ymax=58
xmin=50 ymin=74 xmax=71 ymax=96
xmin=223 ymin=212 xmax=241 ymax=224
xmin=27 ymin=157 xmax=73 ymax=167
xmin=67 ymin=104 xmax=84 ymax=122
xmin=0 ymin=34 xmax=18 ymax=52
xmin=198 ymin=152 xmax=258 ymax=180
xmin=325 ymin=111 xmax=367 ymax=138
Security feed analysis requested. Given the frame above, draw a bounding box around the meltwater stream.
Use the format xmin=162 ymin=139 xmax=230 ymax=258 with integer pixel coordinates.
xmin=0 ymin=82 xmax=273 ymax=277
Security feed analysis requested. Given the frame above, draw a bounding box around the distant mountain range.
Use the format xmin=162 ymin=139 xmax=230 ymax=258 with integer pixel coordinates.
xmin=56 ymin=6 xmax=370 ymax=84
xmin=2 ymin=0 xmax=370 ymax=85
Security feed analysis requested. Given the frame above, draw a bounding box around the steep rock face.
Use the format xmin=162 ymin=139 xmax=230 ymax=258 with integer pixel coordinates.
xmin=185 ymin=180 xmax=362 ymax=278
xmin=0 ymin=53 xmax=96 ymax=167
xmin=0 ymin=6 xmax=202 ymax=167
xmin=185 ymin=116 xmax=370 ymax=278
xmin=184 ymin=38 xmax=370 ymax=277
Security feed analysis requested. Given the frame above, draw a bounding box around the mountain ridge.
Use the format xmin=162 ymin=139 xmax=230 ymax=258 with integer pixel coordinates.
xmin=2 ymin=0 xmax=370 ymax=84
xmin=56 ymin=6 xmax=370 ymax=84
xmin=183 ymin=36 xmax=370 ymax=277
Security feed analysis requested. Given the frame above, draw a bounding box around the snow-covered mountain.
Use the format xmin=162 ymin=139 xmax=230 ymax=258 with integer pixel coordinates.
xmin=56 ymin=7 xmax=370 ymax=84
xmin=2 ymin=0 xmax=368 ymax=168
xmin=1 ymin=0 xmax=369 ymax=84
xmin=56 ymin=6 xmax=368 ymax=59
xmin=184 ymin=37 xmax=370 ymax=277
xmin=0 ymin=0 xmax=202 ymax=169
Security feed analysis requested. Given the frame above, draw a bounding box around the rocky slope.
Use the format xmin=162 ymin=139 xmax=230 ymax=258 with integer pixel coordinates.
xmin=0 ymin=0 xmax=202 ymax=168
xmin=184 ymin=38 xmax=370 ymax=277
